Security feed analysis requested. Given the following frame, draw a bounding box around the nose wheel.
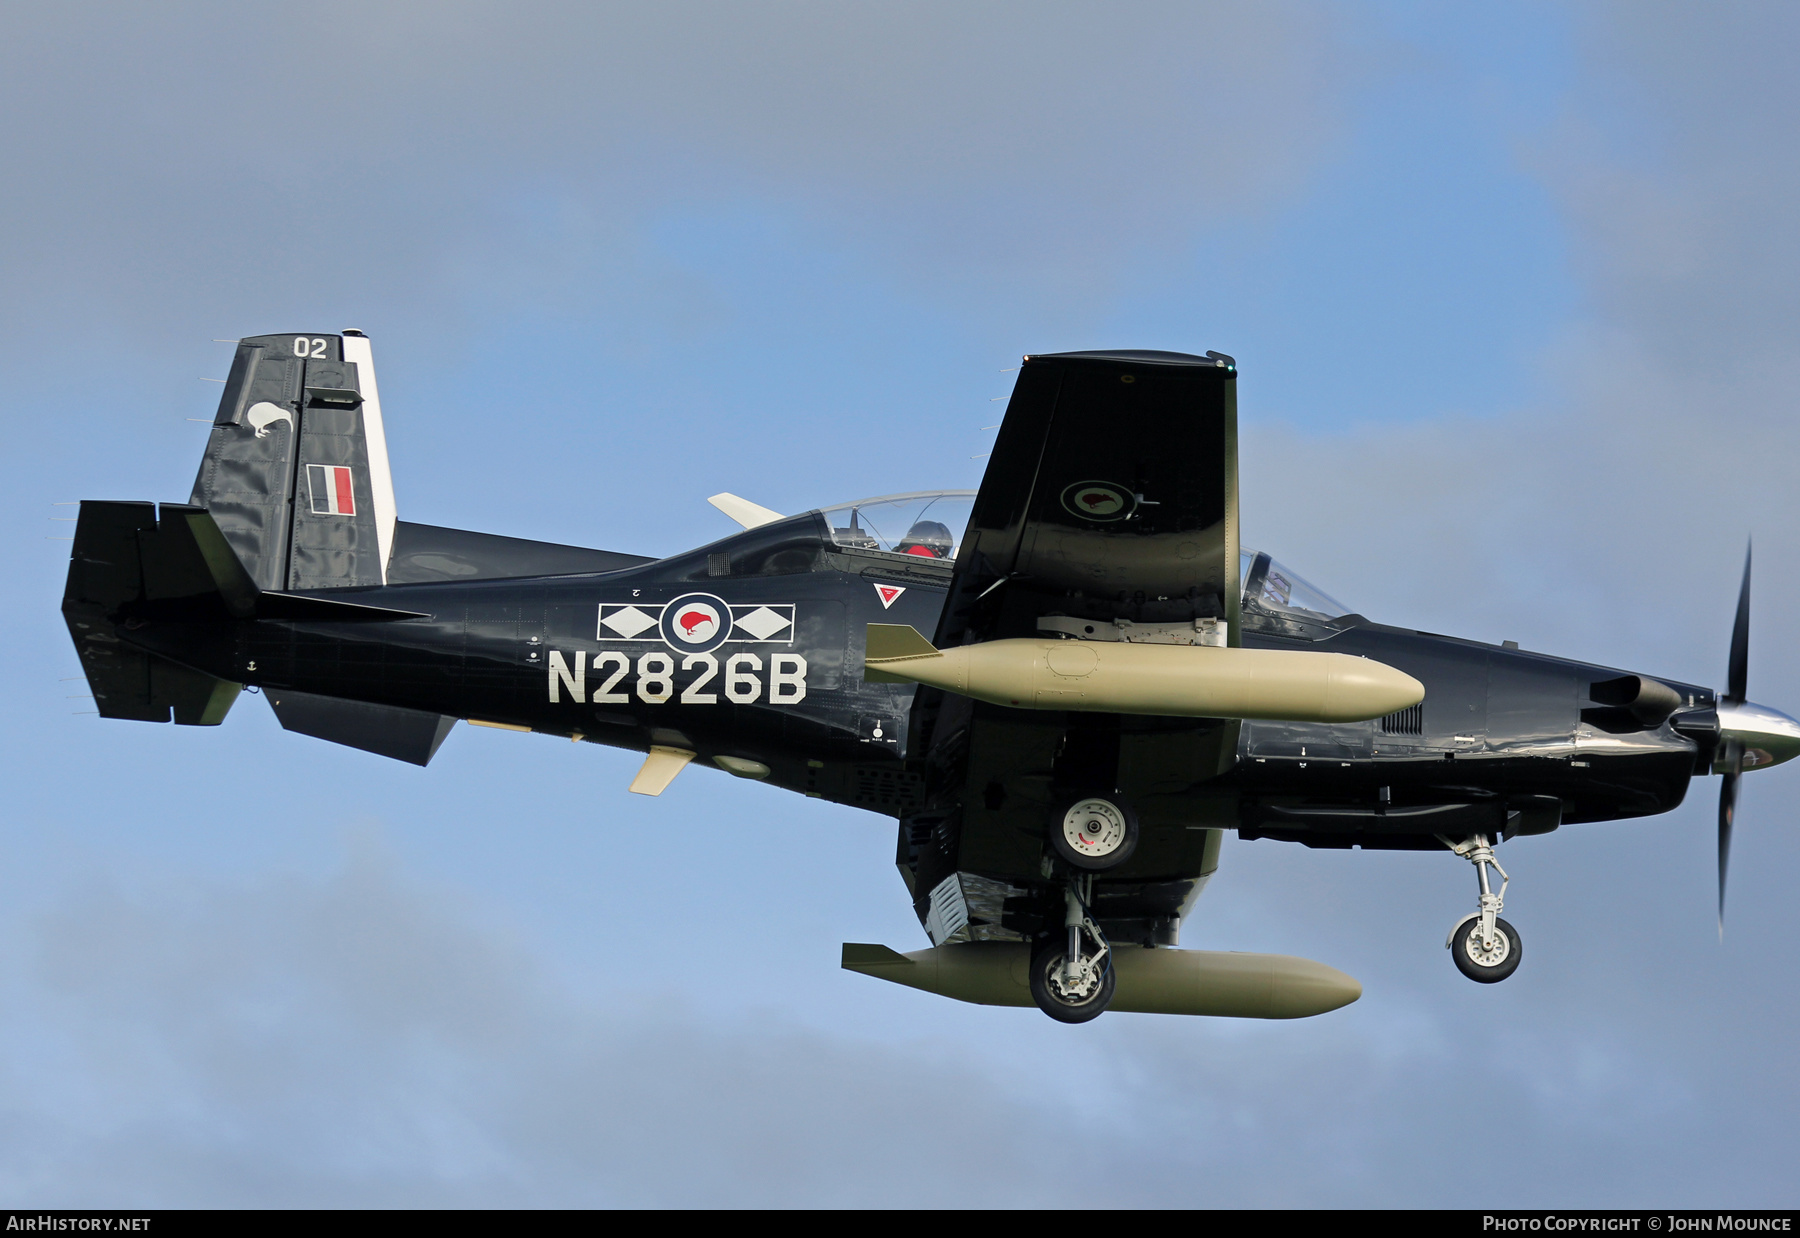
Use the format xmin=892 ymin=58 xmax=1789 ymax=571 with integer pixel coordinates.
xmin=1028 ymin=879 xmax=1114 ymax=1022
xmin=1439 ymin=833 xmax=1522 ymax=983
xmin=1450 ymin=914 xmax=1521 ymax=982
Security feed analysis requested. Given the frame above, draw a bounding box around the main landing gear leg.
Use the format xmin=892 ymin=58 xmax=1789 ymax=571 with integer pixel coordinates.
xmin=1438 ymin=833 xmax=1522 ymax=983
xmin=1028 ymin=877 xmax=1115 ymax=1023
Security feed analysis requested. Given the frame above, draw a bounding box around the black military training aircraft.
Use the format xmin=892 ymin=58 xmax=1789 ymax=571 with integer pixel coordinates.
xmin=61 ymin=335 xmax=1800 ymax=1023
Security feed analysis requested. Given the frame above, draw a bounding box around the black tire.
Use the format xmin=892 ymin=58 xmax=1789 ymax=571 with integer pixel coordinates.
xmin=1451 ymin=916 xmax=1522 ymax=983
xmin=1048 ymin=794 xmax=1139 ymax=871
xmin=1028 ymin=938 xmax=1116 ymax=1023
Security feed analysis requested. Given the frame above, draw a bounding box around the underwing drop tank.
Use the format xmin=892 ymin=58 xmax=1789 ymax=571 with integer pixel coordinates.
xmin=864 ymin=624 xmax=1423 ymax=723
xmin=842 ymin=942 xmax=1362 ymax=1019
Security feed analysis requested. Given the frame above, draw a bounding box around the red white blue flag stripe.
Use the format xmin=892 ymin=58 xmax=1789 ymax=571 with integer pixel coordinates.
xmin=307 ymin=464 xmax=357 ymax=516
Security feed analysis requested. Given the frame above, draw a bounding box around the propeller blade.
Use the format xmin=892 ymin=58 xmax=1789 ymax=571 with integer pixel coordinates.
xmin=1727 ymin=542 xmax=1751 ymax=704
xmin=1718 ymin=739 xmax=1742 ymax=939
xmin=1718 ymin=541 xmax=1749 ymax=939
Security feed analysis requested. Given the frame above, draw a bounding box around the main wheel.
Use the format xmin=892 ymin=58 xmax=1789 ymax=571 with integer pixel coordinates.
xmin=1028 ymin=938 xmax=1116 ymax=1023
xmin=1049 ymin=794 xmax=1139 ymax=871
xmin=1451 ymin=916 xmax=1522 ymax=983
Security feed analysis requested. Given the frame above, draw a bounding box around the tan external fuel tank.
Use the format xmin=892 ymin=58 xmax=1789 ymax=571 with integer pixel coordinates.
xmin=842 ymin=941 xmax=1362 ymax=1019
xmin=864 ymin=624 xmax=1423 ymax=724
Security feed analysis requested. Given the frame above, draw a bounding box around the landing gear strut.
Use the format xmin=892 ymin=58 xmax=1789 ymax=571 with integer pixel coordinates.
xmin=1029 ymin=878 xmax=1115 ymax=1022
xmin=1438 ymin=833 xmax=1522 ymax=983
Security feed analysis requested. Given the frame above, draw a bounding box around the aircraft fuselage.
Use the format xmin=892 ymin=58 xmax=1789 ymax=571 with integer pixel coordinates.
xmin=117 ymin=507 xmax=1713 ymax=854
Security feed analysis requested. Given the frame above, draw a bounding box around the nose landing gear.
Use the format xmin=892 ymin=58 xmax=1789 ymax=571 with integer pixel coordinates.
xmin=1029 ymin=879 xmax=1115 ymax=1022
xmin=1439 ymin=833 xmax=1522 ymax=983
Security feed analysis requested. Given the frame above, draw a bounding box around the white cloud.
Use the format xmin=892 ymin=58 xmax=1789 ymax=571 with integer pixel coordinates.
xmin=7 ymin=3 xmax=1800 ymax=1207
xmin=0 ymin=1 xmax=1356 ymax=346
xmin=0 ymin=832 xmax=1791 ymax=1207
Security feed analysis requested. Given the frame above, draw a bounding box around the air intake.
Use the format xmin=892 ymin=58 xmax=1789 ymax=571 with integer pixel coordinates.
xmin=1380 ymin=703 xmax=1423 ymax=735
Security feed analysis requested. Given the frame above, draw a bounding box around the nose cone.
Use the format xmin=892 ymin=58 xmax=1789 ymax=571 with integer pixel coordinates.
xmin=1717 ymin=700 xmax=1800 ymax=773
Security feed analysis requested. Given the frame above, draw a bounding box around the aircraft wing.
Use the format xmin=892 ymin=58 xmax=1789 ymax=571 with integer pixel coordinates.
xmin=899 ymin=351 xmax=1242 ymax=949
xmin=936 ymin=349 xmax=1241 ymax=650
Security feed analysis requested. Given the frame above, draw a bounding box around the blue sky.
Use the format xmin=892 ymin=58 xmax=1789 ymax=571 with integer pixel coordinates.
xmin=2 ymin=1 xmax=1797 ymax=1206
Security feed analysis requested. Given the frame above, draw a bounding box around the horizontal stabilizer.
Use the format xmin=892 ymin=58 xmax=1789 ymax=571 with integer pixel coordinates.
xmin=66 ymin=636 xmax=240 ymax=726
xmin=386 ymin=521 xmax=653 ymax=584
xmin=65 ymin=501 xmax=427 ymax=623
xmin=256 ymin=592 xmax=430 ymax=622
xmin=65 ymin=501 xmax=260 ymax=619
xmin=64 ymin=500 xmax=156 ymax=612
xmin=63 ymin=501 xmax=243 ymax=724
xmin=266 ymin=689 xmax=456 ymax=766
xmin=146 ymin=504 xmax=259 ymax=616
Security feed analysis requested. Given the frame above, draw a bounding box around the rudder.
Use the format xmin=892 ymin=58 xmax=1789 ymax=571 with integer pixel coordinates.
xmin=190 ymin=331 xmax=397 ymax=591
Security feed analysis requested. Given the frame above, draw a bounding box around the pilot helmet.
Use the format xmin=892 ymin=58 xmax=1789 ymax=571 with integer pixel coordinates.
xmin=896 ymin=520 xmax=954 ymax=559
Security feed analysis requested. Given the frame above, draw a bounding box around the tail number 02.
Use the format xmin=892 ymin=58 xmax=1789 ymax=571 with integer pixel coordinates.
xmin=292 ymin=337 xmax=328 ymax=358
xmin=547 ymin=650 xmax=807 ymax=705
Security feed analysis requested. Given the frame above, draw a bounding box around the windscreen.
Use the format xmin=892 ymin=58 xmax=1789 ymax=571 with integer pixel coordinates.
xmin=1240 ymin=548 xmax=1354 ymax=622
xmin=821 ymin=491 xmax=977 ymax=562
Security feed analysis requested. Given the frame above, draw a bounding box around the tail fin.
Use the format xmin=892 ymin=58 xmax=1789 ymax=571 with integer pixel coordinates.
xmin=190 ymin=331 xmax=397 ymax=590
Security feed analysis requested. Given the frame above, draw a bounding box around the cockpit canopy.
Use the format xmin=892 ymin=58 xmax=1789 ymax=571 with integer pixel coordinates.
xmin=821 ymin=491 xmax=977 ymax=563
xmin=679 ymin=491 xmax=1354 ymax=633
xmin=1240 ymin=548 xmax=1354 ymax=625
xmin=814 ymin=502 xmax=1354 ymax=625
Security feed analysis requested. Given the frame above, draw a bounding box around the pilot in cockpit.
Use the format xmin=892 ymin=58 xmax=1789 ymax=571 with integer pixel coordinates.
xmin=895 ymin=520 xmax=954 ymax=559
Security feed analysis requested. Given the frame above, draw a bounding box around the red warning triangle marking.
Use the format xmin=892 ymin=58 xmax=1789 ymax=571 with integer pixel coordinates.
xmin=875 ymin=584 xmax=906 ymax=609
